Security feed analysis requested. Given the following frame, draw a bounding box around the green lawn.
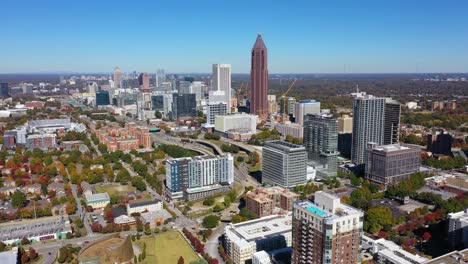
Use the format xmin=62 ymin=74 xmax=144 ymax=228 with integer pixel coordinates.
xmin=94 ymin=184 xmax=136 ymax=196
xmin=136 ymin=231 xmax=200 ymax=264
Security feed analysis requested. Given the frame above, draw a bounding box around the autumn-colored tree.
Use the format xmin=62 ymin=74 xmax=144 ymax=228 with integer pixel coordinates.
xmin=29 ymin=248 xmax=38 ymax=260
xmin=177 ymin=256 xmax=184 ymax=264
xmin=377 ymin=230 xmax=388 ymax=239
xmin=422 ymin=232 xmax=432 ymax=241
xmin=21 ymin=252 xmax=30 ymax=263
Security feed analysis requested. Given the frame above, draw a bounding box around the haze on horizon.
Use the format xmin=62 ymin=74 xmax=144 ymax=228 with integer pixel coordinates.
xmin=2 ymin=0 xmax=468 ymax=74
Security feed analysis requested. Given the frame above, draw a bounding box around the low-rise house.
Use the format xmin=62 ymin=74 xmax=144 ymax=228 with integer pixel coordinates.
xmin=21 ymin=183 xmax=42 ymax=195
xmin=81 ymin=181 xmax=93 ymax=197
xmin=52 ymin=175 xmax=64 ymax=183
xmin=0 ymin=186 xmax=16 ymax=197
xmin=47 ymin=182 xmax=65 ymax=197
xmin=126 ymin=199 xmax=162 ymax=216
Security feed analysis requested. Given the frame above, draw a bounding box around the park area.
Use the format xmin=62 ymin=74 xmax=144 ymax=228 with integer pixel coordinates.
xmin=136 ymin=231 xmax=200 ymax=264
xmin=94 ymin=184 xmax=136 ymax=196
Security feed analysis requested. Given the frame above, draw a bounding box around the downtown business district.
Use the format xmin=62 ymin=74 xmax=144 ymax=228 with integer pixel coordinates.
xmin=0 ymin=34 xmax=466 ymax=264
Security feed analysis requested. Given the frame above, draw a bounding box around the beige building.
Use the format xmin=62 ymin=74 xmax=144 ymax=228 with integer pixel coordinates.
xmin=85 ymin=193 xmax=110 ymax=209
xmin=337 ymin=114 xmax=353 ymax=133
xmin=245 ymin=186 xmax=299 ymax=217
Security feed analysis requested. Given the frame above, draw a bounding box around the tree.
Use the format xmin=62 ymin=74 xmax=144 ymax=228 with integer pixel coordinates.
xmin=0 ymin=241 xmax=6 ymax=252
xmin=155 ymin=110 xmax=162 ymax=119
xmin=350 ymin=187 xmax=372 ymax=210
xmin=422 ymin=232 xmax=432 ymax=241
xmin=365 ymin=206 xmax=393 ymax=233
xmin=21 ymin=252 xmax=30 ymax=263
xmin=12 ymin=191 xmax=27 ymax=209
xmin=202 ymin=215 xmax=220 ymax=228
xmin=28 ymin=248 xmax=38 ymax=261
xmin=203 ymin=196 xmax=215 ymax=206
xmin=178 ymin=256 xmax=185 ymax=264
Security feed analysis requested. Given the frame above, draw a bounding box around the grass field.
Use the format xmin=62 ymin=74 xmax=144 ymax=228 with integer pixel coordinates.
xmin=136 ymin=231 xmax=200 ymax=264
xmin=94 ymin=184 xmax=136 ymax=196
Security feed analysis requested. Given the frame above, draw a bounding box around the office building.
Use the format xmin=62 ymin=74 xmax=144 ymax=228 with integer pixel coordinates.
xmin=166 ymin=154 xmax=234 ymax=200
xmin=250 ymin=34 xmax=268 ymax=120
xmin=292 ymin=192 xmax=364 ymax=264
xmin=191 ymin=81 xmax=207 ymax=101
xmin=337 ymin=114 xmax=353 ymax=134
xmin=384 ymin=99 xmax=401 ymax=145
xmin=0 ymin=83 xmax=9 ymax=97
xmin=212 ymin=64 xmax=232 ymax=112
xmin=224 ymin=213 xmax=292 ymax=264
xmin=295 ymin=100 xmax=321 ymax=125
xmin=245 ymin=186 xmax=299 ymax=217
xmin=206 ymin=102 xmax=228 ymax=127
xmin=96 ymin=90 xmax=110 ymax=106
xmin=126 ymin=199 xmax=162 ymax=216
xmin=351 ymin=92 xmax=386 ymax=165
xmin=155 ymin=69 xmax=166 ymax=87
xmin=215 ymin=113 xmax=257 ymax=133
xmin=26 ymin=134 xmax=56 ymax=150
xmin=87 ymin=82 xmax=98 ymax=93
xmin=113 ymin=67 xmax=122 ymax=89
xmin=303 ymin=114 xmax=339 ymax=178
xmin=365 ymin=143 xmax=420 ymax=187
xmin=138 ymin=73 xmax=150 ymax=92
xmin=363 ymin=235 xmax=428 ymax=264
xmin=171 ymin=93 xmax=197 ymax=119
xmin=262 ymin=141 xmax=307 ymax=188
xmin=151 ymin=95 xmax=164 ymax=112
xmin=448 ymin=209 xmax=468 ymax=248
xmin=427 ymin=130 xmax=453 ymax=156
xmin=338 ymin=133 xmax=352 ymax=159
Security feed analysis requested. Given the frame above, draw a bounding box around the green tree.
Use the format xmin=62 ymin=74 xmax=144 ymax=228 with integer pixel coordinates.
xmin=365 ymin=206 xmax=393 ymax=233
xmin=202 ymin=215 xmax=220 ymax=228
xmin=12 ymin=191 xmax=27 ymax=208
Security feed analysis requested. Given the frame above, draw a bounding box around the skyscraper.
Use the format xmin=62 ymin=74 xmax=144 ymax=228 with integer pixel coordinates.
xmin=0 ymin=83 xmax=9 ymax=97
xmin=138 ymin=73 xmax=150 ymax=92
xmin=156 ymin=69 xmax=166 ymax=87
xmin=250 ymin=33 xmax=268 ymax=120
xmin=303 ymin=114 xmax=339 ymax=178
xmin=292 ymin=192 xmax=364 ymax=264
xmin=384 ymin=99 xmax=401 ymax=145
xmin=351 ymin=92 xmax=386 ymax=165
xmin=113 ymin=67 xmax=122 ymax=89
xmin=211 ymin=64 xmax=231 ymax=113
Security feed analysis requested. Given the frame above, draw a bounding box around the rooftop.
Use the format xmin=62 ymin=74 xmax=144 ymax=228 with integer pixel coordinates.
xmin=85 ymin=192 xmax=110 ymax=202
xmin=128 ymin=198 xmax=161 ymax=208
xmin=225 ymin=213 xmax=292 ymax=244
xmin=423 ymin=248 xmax=468 ymax=264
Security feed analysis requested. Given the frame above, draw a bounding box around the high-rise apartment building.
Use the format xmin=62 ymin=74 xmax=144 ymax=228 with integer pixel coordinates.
xmin=87 ymin=82 xmax=98 ymax=93
xmin=113 ymin=67 xmax=122 ymax=89
xmin=165 ymin=155 xmax=234 ymax=200
xmin=384 ymin=99 xmax=401 ymax=145
xmin=351 ymin=92 xmax=386 ymax=165
xmin=303 ymin=114 xmax=339 ymax=178
xmin=365 ymin=143 xmax=420 ymax=187
xmin=0 ymin=82 xmax=9 ymax=97
xmin=337 ymin=114 xmax=353 ymax=134
xmin=250 ymin=34 xmax=268 ymax=120
xmin=447 ymin=209 xmax=468 ymax=248
xmin=292 ymin=192 xmax=364 ymax=264
xmin=280 ymin=97 xmax=296 ymax=117
xmin=262 ymin=141 xmax=307 ymax=188
xmin=295 ymin=100 xmax=321 ymax=125
xmin=206 ymin=102 xmax=227 ymax=127
xmin=267 ymin=94 xmax=278 ymax=114
xmin=245 ymin=186 xmax=299 ymax=217
xmin=212 ymin=64 xmax=231 ymax=113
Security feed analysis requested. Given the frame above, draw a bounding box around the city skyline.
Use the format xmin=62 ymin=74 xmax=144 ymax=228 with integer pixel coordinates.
xmin=2 ymin=1 xmax=468 ymax=74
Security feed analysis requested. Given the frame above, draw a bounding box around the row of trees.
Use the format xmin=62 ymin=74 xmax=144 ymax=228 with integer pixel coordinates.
xmin=182 ymin=228 xmax=219 ymax=264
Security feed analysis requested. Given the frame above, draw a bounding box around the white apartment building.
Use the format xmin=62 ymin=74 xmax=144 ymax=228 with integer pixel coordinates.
xmin=225 ymin=213 xmax=292 ymax=264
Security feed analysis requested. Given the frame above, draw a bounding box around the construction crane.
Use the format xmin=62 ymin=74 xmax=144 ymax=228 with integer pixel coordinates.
xmin=281 ymin=79 xmax=297 ymax=116
xmin=236 ymin=83 xmax=248 ymax=106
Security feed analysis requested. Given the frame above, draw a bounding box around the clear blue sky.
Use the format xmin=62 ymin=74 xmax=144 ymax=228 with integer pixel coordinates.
xmin=2 ymin=0 xmax=468 ymax=73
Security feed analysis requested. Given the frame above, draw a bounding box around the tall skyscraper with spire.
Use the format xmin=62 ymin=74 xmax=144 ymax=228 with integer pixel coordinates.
xmin=250 ymin=33 xmax=268 ymax=120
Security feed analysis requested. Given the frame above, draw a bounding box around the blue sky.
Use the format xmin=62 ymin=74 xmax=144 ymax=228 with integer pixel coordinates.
xmin=2 ymin=0 xmax=468 ymax=73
